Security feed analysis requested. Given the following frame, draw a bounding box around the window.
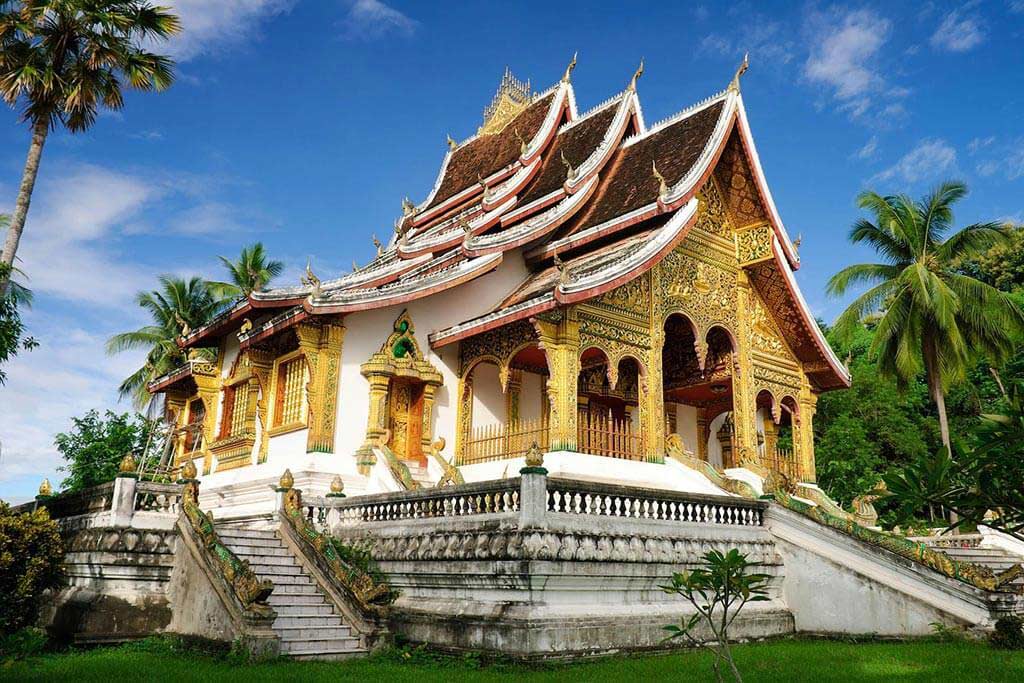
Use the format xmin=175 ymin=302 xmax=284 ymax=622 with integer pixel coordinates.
xmin=219 ymin=381 xmax=251 ymax=439
xmin=273 ymin=355 xmax=308 ymax=428
xmin=183 ymin=398 xmax=205 ymax=452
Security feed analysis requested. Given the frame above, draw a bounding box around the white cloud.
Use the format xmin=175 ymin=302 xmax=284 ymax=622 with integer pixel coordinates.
xmin=853 ymin=135 xmax=879 ymax=160
xmin=930 ymin=9 xmax=986 ymax=52
xmin=162 ymin=0 xmax=295 ymax=61
xmin=1012 ymin=1 xmax=1024 ymax=14
xmin=342 ymin=0 xmax=417 ymax=40
xmin=0 ymin=311 xmax=147 ymax=502
xmin=700 ymin=20 xmax=795 ymax=66
xmin=805 ymin=9 xmax=890 ymax=100
xmin=870 ymin=139 xmax=957 ymax=185
xmin=968 ymin=136 xmax=995 ymax=154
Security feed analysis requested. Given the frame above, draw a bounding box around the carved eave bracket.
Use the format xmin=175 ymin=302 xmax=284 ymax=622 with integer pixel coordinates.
xmin=735 ymin=223 xmax=775 ymax=267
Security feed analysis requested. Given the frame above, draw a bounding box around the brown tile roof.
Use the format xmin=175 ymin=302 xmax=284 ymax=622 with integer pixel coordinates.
xmin=427 ymin=92 xmax=557 ymax=210
xmin=518 ymin=103 xmax=619 ymax=205
xmin=574 ymin=100 xmax=725 ymax=230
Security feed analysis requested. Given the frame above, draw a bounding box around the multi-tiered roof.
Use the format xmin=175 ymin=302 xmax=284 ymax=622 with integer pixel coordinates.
xmin=172 ymin=59 xmax=849 ymax=392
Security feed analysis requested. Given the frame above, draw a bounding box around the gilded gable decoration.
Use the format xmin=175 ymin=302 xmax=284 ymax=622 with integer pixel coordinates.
xmin=480 ymin=68 xmax=534 ymax=136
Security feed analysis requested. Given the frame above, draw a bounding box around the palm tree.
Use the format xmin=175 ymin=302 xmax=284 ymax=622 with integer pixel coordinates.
xmin=0 ymin=1 xmax=181 ymax=296
xmin=828 ymin=181 xmax=1024 ymax=453
xmin=107 ymin=276 xmax=220 ymax=409
xmin=207 ymin=242 xmax=284 ymax=301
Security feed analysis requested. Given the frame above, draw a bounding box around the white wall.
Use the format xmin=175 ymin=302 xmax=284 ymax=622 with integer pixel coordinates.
xmin=330 ymin=249 xmax=531 ymax=463
xmin=471 ymin=362 xmax=504 ymax=429
xmin=519 ymin=371 xmax=544 ymax=423
xmin=675 ymin=404 xmax=699 ymax=455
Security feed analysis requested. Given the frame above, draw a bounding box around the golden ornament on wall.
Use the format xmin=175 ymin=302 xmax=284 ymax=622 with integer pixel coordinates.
xmin=278 ymin=468 xmax=294 ymax=490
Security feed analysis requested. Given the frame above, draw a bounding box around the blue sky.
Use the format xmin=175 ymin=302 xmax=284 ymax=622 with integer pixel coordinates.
xmin=1 ymin=0 xmax=1023 ymax=501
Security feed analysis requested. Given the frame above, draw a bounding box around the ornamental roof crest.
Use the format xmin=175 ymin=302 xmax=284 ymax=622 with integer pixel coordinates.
xmin=479 ymin=67 xmax=534 ymax=136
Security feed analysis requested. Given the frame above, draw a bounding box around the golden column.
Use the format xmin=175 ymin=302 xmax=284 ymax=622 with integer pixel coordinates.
xmin=731 ymin=273 xmax=760 ymax=467
xmin=646 ymin=269 xmax=666 ymax=463
xmin=164 ymin=391 xmax=188 ymax=465
xmin=797 ymin=377 xmax=819 ymax=482
xmin=247 ymin=348 xmax=274 ymax=464
xmin=356 ymin=374 xmax=391 ymax=474
xmin=296 ymin=322 xmax=346 ymax=454
xmin=534 ymin=311 xmax=580 ymax=452
xmin=190 ymin=360 xmax=222 ymax=476
xmin=454 ymin=372 xmax=473 ymax=464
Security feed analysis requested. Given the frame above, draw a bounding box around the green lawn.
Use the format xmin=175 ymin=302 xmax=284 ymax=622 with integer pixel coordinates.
xmin=5 ymin=638 xmax=1023 ymax=682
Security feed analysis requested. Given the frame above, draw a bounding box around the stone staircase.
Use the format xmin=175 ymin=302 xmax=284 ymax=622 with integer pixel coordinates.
xmin=216 ymin=526 xmax=367 ymax=660
xmin=405 ymin=462 xmax=435 ymax=489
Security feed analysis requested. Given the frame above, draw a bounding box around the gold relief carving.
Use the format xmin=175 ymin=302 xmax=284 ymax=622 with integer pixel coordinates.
xmin=659 ymin=249 xmax=738 ymax=342
xmin=479 ymin=68 xmax=533 ymax=136
xmin=458 ymin=320 xmax=536 ymax=376
xmin=190 ymin=361 xmax=222 ymax=476
xmin=592 ymin=273 xmax=650 ymax=318
xmin=747 ymin=291 xmax=789 ymax=356
xmin=694 ymin=180 xmax=733 ymax=237
xmin=735 ymin=223 xmax=774 ymax=265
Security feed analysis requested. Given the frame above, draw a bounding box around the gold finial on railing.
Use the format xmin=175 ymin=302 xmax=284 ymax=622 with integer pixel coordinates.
xmin=181 ymin=459 xmax=198 ymax=481
xmin=38 ymin=478 xmax=52 ymax=497
xmin=278 ymin=468 xmax=294 ymax=491
xmin=118 ymin=453 xmax=138 ymax=475
xmin=329 ymin=475 xmax=345 ymax=497
xmin=521 ymin=442 xmax=547 ymax=475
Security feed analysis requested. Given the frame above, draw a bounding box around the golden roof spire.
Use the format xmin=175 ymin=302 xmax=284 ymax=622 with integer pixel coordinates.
xmin=728 ymin=53 xmax=749 ymax=93
xmin=628 ymin=58 xmax=644 ymax=91
xmin=562 ymin=51 xmax=578 ymax=83
xmin=480 ymin=67 xmax=533 ymax=136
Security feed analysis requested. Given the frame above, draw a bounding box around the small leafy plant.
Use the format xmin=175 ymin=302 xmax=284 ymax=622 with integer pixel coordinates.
xmin=990 ymin=616 xmax=1024 ymax=650
xmin=661 ymin=549 xmax=771 ymax=683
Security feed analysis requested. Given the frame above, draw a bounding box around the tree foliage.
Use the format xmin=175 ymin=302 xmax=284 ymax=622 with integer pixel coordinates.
xmin=883 ymin=382 xmax=1024 ymax=542
xmin=55 ymin=409 xmax=153 ymax=492
xmin=0 ymin=0 xmax=181 ymax=294
xmin=0 ymin=253 xmax=37 ymax=385
xmin=827 ymin=181 xmax=1024 ymax=453
xmin=814 ymin=321 xmax=940 ymax=505
xmin=207 ymin=242 xmax=284 ymax=300
xmin=106 ymin=276 xmax=220 ymax=409
xmin=661 ymin=549 xmax=770 ymax=683
xmin=0 ymin=503 xmax=63 ymax=636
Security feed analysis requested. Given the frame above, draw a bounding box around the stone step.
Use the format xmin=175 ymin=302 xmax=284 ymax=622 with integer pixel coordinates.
xmin=223 ymin=542 xmax=288 ymax=554
xmin=216 ymin=528 xmax=279 ymax=540
xmin=280 ymin=637 xmax=362 ymax=655
xmin=270 ymin=583 xmax=321 ymax=596
xmin=275 ymin=614 xmax=345 ymax=629
xmin=288 ymin=650 xmax=366 ymax=661
xmin=231 ymin=553 xmax=297 ymax=567
xmin=264 ymin=573 xmax=314 ymax=586
xmin=243 ymin=562 xmax=303 ymax=575
xmin=276 ymin=625 xmax=353 ymax=641
xmin=271 ymin=603 xmax=335 ymax=617
xmin=267 ymin=593 xmax=326 ymax=607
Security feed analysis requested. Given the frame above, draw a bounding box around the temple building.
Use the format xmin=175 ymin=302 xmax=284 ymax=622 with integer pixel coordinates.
xmin=149 ymin=58 xmax=850 ymax=511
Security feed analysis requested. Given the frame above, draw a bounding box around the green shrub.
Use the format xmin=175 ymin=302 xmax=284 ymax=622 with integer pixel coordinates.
xmin=0 ymin=503 xmax=64 ymax=635
xmin=0 ymin=626 xmax=47 ymax=660
xmin=991 ymin=616 xmax=1024 ymax=650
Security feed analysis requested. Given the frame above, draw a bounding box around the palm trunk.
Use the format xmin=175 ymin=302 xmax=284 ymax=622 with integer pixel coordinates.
xmin=922 ymin=334 xmax=951 ymax=455
xmin=0 ymin=118 xmax=50 ymax=297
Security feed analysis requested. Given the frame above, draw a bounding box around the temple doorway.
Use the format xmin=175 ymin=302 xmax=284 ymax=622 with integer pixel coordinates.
xmin=387 ymin=378 xmax=426 ymax=465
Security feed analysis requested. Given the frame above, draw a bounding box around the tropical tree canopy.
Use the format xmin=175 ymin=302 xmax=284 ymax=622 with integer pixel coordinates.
xmin=828 ymin=181 xmax=1024 ymax=451
xmin=207 ymin=242 xmax=285 ymax=300
xmin=106 ymin=275 xmax=220 ymax=408
xmin=0 ymin=0 xmax=180 ymax=294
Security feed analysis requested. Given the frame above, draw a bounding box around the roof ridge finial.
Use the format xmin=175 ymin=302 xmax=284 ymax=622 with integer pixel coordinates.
xmin=562 ymin=51 xmax=578 ymax=83
xmin=553 ymin=250 xmax=570 ymax=287
xmin=514 ymin=127 xmax=527 ymax=156
xmin=652 ymin=159 xmax=668 ymax=199
xmin=728 ymin=53 xmax=749 ymax=93
xmin=561 ymin=150 xmax=577 ymax=182
xmin=446 ymin=133 xmax=457 ymax=151
xmin=628 ymin=58 xmax=644 ymax=91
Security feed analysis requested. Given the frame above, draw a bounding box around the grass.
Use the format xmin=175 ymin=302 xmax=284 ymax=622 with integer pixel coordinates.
xmin=4 ymin=637 xmax=1023 ymax=682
